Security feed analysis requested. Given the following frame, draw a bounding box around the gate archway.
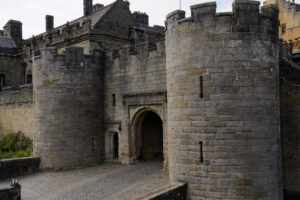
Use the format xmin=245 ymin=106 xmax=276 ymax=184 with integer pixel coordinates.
xmin=130 ymin=108 xmax=164 ymax=162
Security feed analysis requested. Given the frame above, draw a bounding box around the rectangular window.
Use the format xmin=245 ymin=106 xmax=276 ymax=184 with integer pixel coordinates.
xmin=281 ymin=25 xmax=286 ymax=34
xmin=112 ymin=94 xmax=116 ymax=107
xmin=199 ymin=141 xmax=203 ymax=163
xmin=199 ymin=76 xmax=203 ymax=99
xmin=26 ymin=74 xmax=32 ymax=84
xmin=0 ymin=74 xmax=5 ymax=90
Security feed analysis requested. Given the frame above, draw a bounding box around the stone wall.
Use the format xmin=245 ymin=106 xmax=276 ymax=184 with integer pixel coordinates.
xmin=0 ymin=55 xmax=24 ymax=89
xmin=104 ymin=41 xmax=167 ymax=166
xmin=280 ymin=80 xmax=300 ymax=199
xmin=138 ymin=182 xmax=187 ymax=200
xmin=0 ymin=84 xmax=33 ymax=138
xmin=0 ymin=185 xmax=21 ymax=200
xmin=0 ymin=157 xmax=40 ymax=180
xmin=166 ymin=1 xmax=282 ymax=199
xmin=33 ymin=47 xmax=105 ymax=170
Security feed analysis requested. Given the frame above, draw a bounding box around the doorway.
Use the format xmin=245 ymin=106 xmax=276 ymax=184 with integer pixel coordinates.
xmin=113 ymin=132 xmax=119 ymax=160
xmin=138 ymin=111 xmax=163 ymax=160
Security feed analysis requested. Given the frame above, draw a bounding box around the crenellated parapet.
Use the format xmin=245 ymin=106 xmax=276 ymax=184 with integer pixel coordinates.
xmin=0 ymin=84 xmax=33 ymax=106
xmin=108 ymin=39 xmax=165 ymax=67
xmin=26 ymin=19 xmax=92 ymax=49
xmin=166 ymin=0 xmax=279 ymax=41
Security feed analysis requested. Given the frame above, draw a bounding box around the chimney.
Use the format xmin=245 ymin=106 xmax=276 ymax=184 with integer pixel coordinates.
xmin=133 ymin=12 xmax=149 ymax=26
xmin=46 ymin=15 xmax=54 ymax=32
xmin=84 ymin=0 xmax=93 ymax=16
xmin=3 ymin=20 xmax=22 ymax=47
xmin=93 ymin=3 xmax=104 ymax=12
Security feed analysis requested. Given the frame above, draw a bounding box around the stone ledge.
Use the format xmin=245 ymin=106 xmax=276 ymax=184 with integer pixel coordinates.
xmin=0 ymin=157 xmax=40 ymax=180
xmin=0 ymin=185 xmax=21 ymax=200
xmin=137 ymin=182 xmax=187 ymax=200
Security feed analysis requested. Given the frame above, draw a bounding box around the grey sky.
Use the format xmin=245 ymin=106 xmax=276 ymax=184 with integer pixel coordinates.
xmin=0 ymin=0 xmax=278 ymax=39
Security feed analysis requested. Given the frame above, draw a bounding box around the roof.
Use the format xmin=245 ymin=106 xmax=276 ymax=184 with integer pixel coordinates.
xmin=0 ymin=36 xmax=16 ymax=48
xmin=25 ymin=1 xmax=116 ymax=41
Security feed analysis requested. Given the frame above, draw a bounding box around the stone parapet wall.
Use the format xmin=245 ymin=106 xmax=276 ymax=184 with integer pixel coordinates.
xmin=166 ymin=0 xmax=282 ymax=199
xmin=138 ymin=182 xmax=187 ymax=200
xmin=0 ymin=157 xmax=40 ymax=180
xmin=0 ymin=84 xmax=33 ymax=105
xmin=0 ymin=84 xmax=34 ymax=138
xmin=0 ymin=185 xmax=21 ymax=200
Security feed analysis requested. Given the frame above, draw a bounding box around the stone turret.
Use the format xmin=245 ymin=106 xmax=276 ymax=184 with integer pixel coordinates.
xmin=166 ymin=0 xmax=282 ymax=199
xmin=33 ymin=47 xmax=105 ymax=170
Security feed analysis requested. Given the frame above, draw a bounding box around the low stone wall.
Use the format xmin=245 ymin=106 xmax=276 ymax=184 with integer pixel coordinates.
xmin=0 ymin=185 xmax=21 ymax=200
xmin=0 ymin=157 xmax=40 ymax=180
xmin=138 ymin=182 xmax=187 ymax=200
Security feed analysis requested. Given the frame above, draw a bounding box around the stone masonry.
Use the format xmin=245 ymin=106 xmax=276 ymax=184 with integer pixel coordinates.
xmin=166 ymin=1 xmax=282 ymax=199
xmin=0 ymin=0 xmax=299 ymax=199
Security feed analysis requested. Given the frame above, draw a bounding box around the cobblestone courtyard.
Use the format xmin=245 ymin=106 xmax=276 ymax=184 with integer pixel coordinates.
xmin=0 ymin=159 xmax=168 ymax=200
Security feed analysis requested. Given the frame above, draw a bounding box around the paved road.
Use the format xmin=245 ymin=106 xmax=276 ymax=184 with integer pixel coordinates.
xmin=0 ymin=159 xmax=169 ymax=200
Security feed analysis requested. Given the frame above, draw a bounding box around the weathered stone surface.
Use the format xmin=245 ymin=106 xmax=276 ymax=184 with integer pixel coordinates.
xmin=166 ymin=0 xmax=282 ymax=199
xmin=33 ymin=47 xmax=105 ymax=170
xmin=0 ymin=157 xmax=40 ymax=180
xmin=0 ymin=185 xmax=21 ymax=200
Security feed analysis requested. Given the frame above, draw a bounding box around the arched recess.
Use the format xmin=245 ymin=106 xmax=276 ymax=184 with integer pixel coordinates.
xmin=129 ymin=107 xmax=164 ymax=162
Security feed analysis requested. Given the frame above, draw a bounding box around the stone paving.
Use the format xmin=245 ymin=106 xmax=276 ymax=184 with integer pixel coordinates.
xmin=0 ymin=159 xmax=168 ymax=200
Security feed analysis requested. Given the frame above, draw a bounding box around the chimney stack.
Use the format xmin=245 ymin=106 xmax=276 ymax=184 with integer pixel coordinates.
xmin=46 ymin=15 xmax=54 ymax=32
xmin=84 ymin=0 xmax=93 ymax=16
xmin=3 ymin=20 xmax=22 ymax=48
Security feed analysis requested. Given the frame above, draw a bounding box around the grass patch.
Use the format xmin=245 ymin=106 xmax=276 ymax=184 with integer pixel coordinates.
xmin=0 ymin=131 xmax=33 ymax=159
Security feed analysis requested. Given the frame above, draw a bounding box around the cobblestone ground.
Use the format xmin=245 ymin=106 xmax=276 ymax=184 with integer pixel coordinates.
xmin=0 ymin=159 xmax=168 ymax=200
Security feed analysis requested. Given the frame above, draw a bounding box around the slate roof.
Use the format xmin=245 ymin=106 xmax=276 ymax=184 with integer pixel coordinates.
xmin=25 ymin=1 xmax=116 ymax=41
xmin=0 ymin=36 xmax=17 ymax=48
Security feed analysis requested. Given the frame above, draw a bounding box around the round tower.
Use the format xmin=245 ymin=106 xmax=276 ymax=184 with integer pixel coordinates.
xmin=166 ymin=1 xmax=282 ymax=199
xmin=33 ymin=47 xmax=105 ymax=170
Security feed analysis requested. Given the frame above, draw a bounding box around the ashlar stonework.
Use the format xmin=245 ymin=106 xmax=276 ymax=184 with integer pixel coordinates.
xmin=0 ymin=0 xmax=299 ymax=199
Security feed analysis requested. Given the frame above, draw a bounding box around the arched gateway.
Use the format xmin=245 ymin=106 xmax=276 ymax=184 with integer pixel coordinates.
xmin=130 ymin=109 xmax=164 ymax=162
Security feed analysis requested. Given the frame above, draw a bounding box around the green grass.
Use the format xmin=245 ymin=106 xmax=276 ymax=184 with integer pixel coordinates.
xmin=0 ymin=131 xmax=33 ymax=160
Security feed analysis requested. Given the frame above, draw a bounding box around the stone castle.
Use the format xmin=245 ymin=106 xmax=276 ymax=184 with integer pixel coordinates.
xmin=0 ymin=0 xmax=300 ymax=199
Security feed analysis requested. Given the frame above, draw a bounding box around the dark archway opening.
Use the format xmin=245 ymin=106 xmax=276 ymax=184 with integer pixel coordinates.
xmin=139 ymin=112 xmax=163 ymax=161
xmin=113 ymin=133 xmax=119 ymax=159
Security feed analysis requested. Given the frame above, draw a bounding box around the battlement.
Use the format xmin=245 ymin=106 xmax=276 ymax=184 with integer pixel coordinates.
xmin=34 ymin=46 xmax=103 ymax=69
xmin=111 ymin=39 xmax=165 ymax=61
xmin=166 ymin=0 xmax=279 ymax=38
xmin=0 ymin=84 xmax=33 ymax=105
xmin=30 ymin=19 xmax=91 ymax=47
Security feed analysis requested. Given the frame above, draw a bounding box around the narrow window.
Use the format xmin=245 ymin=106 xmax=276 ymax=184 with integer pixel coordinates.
xmin=113 ymin=133 xmax=119 ymax=159
xmin=26 ymin=74 xmax=32 ymax=84
xmin=199 ymin=141 xmax=203 ymax=163
xmin=199 ymin=76 xmax=203 ymax=99
xmin=112 ymin=94 xmax=116 ymax=107
xmin=92 ymin=137 xmax=95 ymax=152
xmin=0 ymin=74 xmax=5 ymax=90
xmin=281 ymin=25 xmax=286 ymax=34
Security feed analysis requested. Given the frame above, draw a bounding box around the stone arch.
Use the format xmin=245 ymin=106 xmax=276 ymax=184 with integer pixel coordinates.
xmin=129 ymin=107 xmax=164 ymax=162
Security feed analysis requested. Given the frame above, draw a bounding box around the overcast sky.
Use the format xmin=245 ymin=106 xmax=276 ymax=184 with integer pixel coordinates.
xmin=0 ymin=0 xmax=288 ymax=39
